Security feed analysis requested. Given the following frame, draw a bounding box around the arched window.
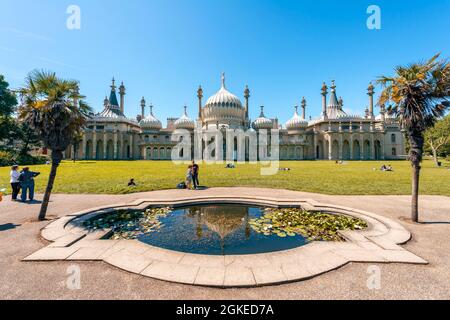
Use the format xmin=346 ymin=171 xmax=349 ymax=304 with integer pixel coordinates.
xmin=391 ymin=134 xmax=396 ymax=143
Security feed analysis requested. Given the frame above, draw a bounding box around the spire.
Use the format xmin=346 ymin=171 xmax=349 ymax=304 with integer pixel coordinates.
xmin=367 ymin=82 xmax=375 ymax=119
xmin=221 ymin=72 xmax=226 ymax=89
xmin=183 ymin=105 xmax=188 ymax=116
xmin=140 ymin=97 xmax=145 ymax=118
xmin=244 ymin=85 xmax=250 ymax=124
xmin=328 ymin=80 xmax=340 ymax=108
xmin=149 ymin=103 xmax=154 ymax=116
xmin=109 ymin=77 xmax=119 ymax=107
xmin=321 ymin=82 xmax=328 ymax=119
xmin=119 ymin=81 xmax=125 ymax=114
xmin=197 ymin=85 xmax=203 ymax=121
xmin=301 ymin=97 xmax=306 ymax=120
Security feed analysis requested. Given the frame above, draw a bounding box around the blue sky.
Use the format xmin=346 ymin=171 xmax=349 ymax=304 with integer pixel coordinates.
xmin=1 ymin=0 xmax=449 ymax=125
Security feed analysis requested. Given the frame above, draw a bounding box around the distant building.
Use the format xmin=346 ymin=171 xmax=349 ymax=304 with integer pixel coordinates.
xmin=66 ymin=74 xmax=405 ymax=161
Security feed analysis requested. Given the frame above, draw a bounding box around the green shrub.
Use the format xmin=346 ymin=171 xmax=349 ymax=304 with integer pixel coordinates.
xmin=0 ymin=150 xmax=47 ymax=167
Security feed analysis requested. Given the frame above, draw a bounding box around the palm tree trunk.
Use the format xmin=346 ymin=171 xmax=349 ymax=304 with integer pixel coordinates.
xmin=408 ymin=132 xmax=424 ymax=223
xmin=38 ymin=150 xmax=63 ymax=221
xmin=411 ymin=164 xmax=420 ymax=222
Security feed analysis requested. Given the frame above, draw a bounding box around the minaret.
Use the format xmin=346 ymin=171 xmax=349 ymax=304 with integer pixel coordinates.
xmin=140 ymin=97 xmax=146 ymax=118
xmin=197 ymin=85 xmax=203 ymax=121
xmin=367 ymin=82 xmax=375 ymax=119
xmin=119 ymin=81 xmax=126 ymax=114
xmin=321 ymin=82 xmax=328 ymax=119
xmin=301 ymin=97 xmax=307 ymax=120
xmin=244 ymin=85 xmax=250 ymax=123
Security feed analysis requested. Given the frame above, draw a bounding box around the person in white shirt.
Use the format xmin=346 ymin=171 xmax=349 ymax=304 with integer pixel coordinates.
xmin=10 ymin=165 xmax=21 ymax=201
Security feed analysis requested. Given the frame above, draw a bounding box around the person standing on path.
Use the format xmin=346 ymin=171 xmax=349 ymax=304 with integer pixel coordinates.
xmin=10 ymin=165 xmax=21 ymax=201
xmin=192 ymin=161 xmax=200 ymax=190
xmin=19 ymin=167 xmax=40 ymax=202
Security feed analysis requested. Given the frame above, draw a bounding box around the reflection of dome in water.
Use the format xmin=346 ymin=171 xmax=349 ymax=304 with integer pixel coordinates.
xmin=196 ymin=205 xmax=248 ymax=239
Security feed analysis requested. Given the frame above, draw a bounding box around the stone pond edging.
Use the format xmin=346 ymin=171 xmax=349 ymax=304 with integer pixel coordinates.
xmin=23 ymin=188 xmax=427 ymax=288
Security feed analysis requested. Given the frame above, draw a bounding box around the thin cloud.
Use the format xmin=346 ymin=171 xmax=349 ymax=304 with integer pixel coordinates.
xmin=0 ymin=46 xmax=80 ymax=70
xmin=38 ymin=57 xmax=80 ymax=70
xmin=0 ymin=27 xmax=53 ymax=42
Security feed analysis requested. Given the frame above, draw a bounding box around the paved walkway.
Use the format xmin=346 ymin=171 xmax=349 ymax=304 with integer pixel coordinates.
xmin=1 ymin=188 xmax=449 ymax=299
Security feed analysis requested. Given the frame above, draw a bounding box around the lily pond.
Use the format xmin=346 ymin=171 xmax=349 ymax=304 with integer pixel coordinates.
xmin=83 ymin=204 xmax=368 ymax=255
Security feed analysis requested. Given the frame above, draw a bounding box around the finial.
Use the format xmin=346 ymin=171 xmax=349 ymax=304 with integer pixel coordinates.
xmin=111 ymin=77 xmax=116 ymax=90
xmin=301 ymin=97 xmax=306 ymax=107
xmin=149 ymin=104 xmax=154 ymax=115
xmin=184 ymin=105 xmax=188 ymax=115
xmin=221 ymin=72 xmax=226 ymax=88
xmin=197 ymin=85 xmax=203 ymax=98
xmin=367 ymin=82 xmax=375 ymax=95
xmin=244 ymin=85 xmax=250 ymax=98
xmin=140 ymin=96 xmax=145 ymax=106
xmin=331 ymin=80 xmax=336 ymax=90
xmin=260 ymin=105 xmax=265 ymax=117
xmin=294 ymin=105 xmax=299 ymax=114
xmin=339 ymin=96 xmax=344 ymax=107
xmin=321 ymin=82 xmax=328 ymax=94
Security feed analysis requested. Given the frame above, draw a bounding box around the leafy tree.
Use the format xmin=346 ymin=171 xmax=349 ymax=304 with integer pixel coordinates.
xmin=378 ymin=54 xmax=449 ymax=222
xmin=0 ymin=74 xmax=18 ymax=144
xmin=424 ymin=115 xmax=450 ymax=164
xmin=18 ymin=70 xmax=90 ymax=220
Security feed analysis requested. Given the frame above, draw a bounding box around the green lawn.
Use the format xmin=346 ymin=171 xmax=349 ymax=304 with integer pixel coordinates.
xmin=1 ymin=160 xmax=449 ymax=196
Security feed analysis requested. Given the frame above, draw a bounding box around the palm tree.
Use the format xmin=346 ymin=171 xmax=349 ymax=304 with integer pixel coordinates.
xmin=377 ymin=54 xmax=449 ymax=222
xmin=18 ymin=70 xmax=91 ymax=220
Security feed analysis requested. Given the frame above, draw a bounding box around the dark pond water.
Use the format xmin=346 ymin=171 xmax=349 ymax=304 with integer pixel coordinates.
xmin=138 ymin=204 xmax=308 ymax=255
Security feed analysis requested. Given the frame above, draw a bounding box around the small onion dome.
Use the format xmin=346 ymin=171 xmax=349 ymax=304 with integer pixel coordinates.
xmin=285 ymin=106 xmax=307 ymax=130
xmin=252 ymin=106 xmax=273 ymax=130
xmin=140 ymin=105 xmax=162 ymax=130
xmin=174 ymin=106 xmax=195 ymax=130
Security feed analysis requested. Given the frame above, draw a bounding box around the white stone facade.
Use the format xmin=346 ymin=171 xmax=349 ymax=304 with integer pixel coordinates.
xmin=66 ymin=75 xmax=405 ymax=161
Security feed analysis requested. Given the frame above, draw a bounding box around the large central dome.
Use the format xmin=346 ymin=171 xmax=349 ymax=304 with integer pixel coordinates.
xmin=202 ymin=73 xmax=246 ymax=128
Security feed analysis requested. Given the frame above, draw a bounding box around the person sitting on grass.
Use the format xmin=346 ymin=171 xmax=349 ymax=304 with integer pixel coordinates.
xmin=19 ymin=167 xmax=40 ymax=202
xmin=128 ymin=179 xmax=136 ymax=187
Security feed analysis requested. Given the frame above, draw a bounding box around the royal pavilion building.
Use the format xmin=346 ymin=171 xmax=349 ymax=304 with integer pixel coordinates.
xmin=65 ymin=74 xmax=406 ymax=161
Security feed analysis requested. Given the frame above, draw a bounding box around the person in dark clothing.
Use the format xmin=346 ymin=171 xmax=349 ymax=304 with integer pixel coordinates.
xmin=128 ymin=179 xmax=136 ymax=186
xmin=192 ymin=161 xmax=200 ymax=189
xmin=19 ymin=167 xmax=40 ymax=202
xmin=10 ymin=165 xmax=21 ymax=201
